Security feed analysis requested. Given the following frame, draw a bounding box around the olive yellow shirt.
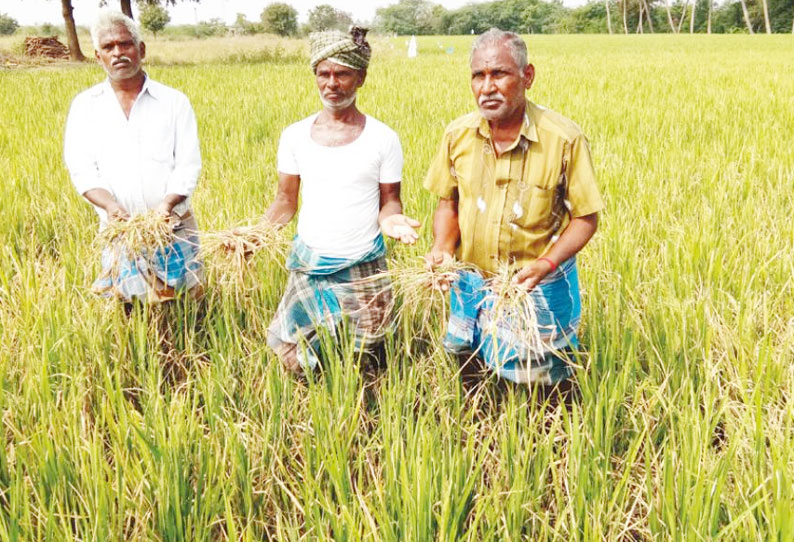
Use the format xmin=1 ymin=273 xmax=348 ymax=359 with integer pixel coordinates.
xmin=424 ymin=100 xmax=604 ymax=274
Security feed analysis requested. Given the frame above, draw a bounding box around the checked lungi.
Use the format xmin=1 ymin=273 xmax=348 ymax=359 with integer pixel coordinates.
xmin=266 ymin=235 xmax=393 ymax=370
xmin=444 ymin=257 xmax=582 ymax=385
xmin=92 ymin=214 xmax=203 ymax=303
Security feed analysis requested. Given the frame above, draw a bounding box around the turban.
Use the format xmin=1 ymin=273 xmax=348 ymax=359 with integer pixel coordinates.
xmin=309 ymin=26 xmax=371 ymax=72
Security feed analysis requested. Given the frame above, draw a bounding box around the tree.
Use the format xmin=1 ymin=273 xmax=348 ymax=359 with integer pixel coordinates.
xmin=375 ymin=0 xmax=445 ymax=35
xmin=739 ymin=0 xmax=756 ymax=32
xmin=261 ymin=3 xmax=298 ymax=36
xmin=60 ymin=0 xmax=86 ymax=61
xmin=139 ymin=3 xmax=170 ymax=36
xmin=308 ymin=4 xmax=353 ymax=31
xmin=0 ymin=12 xmax=19 ymax=35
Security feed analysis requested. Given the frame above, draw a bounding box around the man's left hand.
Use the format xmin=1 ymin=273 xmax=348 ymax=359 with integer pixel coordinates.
xmin=154 ymin=201 xmax=174 ymax=218
xmin=380 ymin=214 xmax=421 ymax=245
xmin=513 ymin=258 xmax=555 ymax=291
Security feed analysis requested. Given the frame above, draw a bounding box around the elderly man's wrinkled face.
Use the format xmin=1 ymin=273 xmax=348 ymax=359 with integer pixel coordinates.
xmin=95 ymin=24 xmax=145 ymax=82
xmin=315 ymin=59 xmax=365 ymax=112
xmin=470 ymin=42 xmax=533 ymax=123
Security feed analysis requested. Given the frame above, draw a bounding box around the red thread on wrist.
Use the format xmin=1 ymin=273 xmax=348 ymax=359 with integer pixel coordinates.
xmin=538 ymin=257 xmax=557 ymax=271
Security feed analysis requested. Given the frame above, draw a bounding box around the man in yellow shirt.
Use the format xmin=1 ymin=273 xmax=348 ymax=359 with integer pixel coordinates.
xmin=424 ymin=28 xmax=604 ymax=388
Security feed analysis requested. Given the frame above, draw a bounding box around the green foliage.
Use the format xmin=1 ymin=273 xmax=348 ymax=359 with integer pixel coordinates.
xmin=0 ymin=12 xmax=19 ymax=36
xmin=375 ymin=0 xmax=447 ymax=35
xmin=307 ymin=4 xmax=354 ymax=32
xmin=232 ymin=13 xmax=264 ymax=35
xmin=139 ymin=4 xmax=171 ymax=37
xmin=260 ymin=2 xmax=298 ymax=36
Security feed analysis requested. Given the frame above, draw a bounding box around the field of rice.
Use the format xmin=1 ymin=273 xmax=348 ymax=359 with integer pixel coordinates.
xmin=1 ymin=34 xmax=793 ymax=540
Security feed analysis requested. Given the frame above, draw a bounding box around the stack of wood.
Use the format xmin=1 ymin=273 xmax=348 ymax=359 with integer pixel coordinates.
xmin=24 ymin=37 xmax=70 ymax=59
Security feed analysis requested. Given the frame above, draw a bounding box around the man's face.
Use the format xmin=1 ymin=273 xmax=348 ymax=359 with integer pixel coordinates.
xmin=470 ymin=42 xmax=534 ymax=123
xmin=95 ymin=24 xmax=145 ymax=82
xmin=315 ymin=59 xmax=365 ymax=112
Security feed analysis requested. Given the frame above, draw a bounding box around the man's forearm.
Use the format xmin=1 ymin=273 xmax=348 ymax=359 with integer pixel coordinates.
xmin=264 ymin=195 xmax=297 ymax=226
xmin=542 ymin=213 xmax=598 ymax=265
xmin=430 ymin=198 xmax=460 ymax=255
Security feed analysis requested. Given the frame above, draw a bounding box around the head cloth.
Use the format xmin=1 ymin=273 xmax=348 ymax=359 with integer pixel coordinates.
xmin=309 ymin=26 xmax=371 ymax=72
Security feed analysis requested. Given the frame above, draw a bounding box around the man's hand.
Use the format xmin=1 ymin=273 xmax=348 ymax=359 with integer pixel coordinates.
xmin=513 ymin=258 xmax=555 ymax=291
xmin=380 ymin=214 xmax=421 ymax=245
xmin=154 ymin=200 xmax=174 ymax=218
xmin=424 ymin=248 xmax=454 ymax=291
xmin=105 ymin=201 xmax=129 ymax=222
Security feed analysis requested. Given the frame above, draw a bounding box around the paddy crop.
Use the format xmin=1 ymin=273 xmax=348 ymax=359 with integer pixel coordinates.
xmin=0 ymin=34 xmax=793 ymax=540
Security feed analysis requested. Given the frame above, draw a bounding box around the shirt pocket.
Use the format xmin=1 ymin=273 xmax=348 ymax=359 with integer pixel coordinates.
xmin=142 ymin=121 xmax=175 ymax=164
xmin=514 ymin=185 xmax=554 ymax=230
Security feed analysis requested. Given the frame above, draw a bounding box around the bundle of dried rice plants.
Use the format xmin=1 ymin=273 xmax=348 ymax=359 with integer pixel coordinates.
xmin=96 ymin=211 xmax=177 ymax=278
xmin=385 ymin=256 xmax=471 ymax=339
xmin=481 ymin=264 xmax=547 ymax=360
xmin=198 ymin=220 xmax=289 ymax=287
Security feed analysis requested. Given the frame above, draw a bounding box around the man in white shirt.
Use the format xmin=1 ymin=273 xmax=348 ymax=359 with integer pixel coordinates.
xmin=64 ymin=11 xmax=202 ymax=302
xmin=265 ymin=27 xmax=420 ymax=373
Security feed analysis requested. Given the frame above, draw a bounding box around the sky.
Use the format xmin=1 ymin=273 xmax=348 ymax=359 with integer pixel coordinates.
xmin=1 ymin=0 xmax=553 ymax=27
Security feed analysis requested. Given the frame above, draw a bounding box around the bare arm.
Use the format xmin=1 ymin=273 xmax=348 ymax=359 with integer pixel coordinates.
xmin=155 ymin=194 xmax=187 ymax=217
xmin=263 ymin=172 xmax=301 ymax=226
xmin=426 ymin=194 xmax=461 ymax=265
xmin=514 ymin=212 xmax=598 ymax=290
xmin=83 ymin=188 xmax=129 ymax=221
xmin=378 ymin=182 xmax=420 ymax=245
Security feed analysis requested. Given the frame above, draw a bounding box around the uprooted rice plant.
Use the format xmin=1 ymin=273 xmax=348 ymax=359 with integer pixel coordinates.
xmin=1 ymin=34 xmax=793 ymax=541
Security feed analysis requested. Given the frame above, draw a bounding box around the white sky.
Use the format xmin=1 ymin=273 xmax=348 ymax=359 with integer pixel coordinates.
xmin=1 ymin=0 xmax=548 ymax=27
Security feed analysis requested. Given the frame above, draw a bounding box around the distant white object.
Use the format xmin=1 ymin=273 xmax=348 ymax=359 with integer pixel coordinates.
xmin=407 ymin=36 xmax=417 ymax=58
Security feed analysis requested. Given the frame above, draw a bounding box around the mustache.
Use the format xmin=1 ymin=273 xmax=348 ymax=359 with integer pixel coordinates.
xmin=478 ymin=92 xmax=505 ymax=105
xmin=111 ymin=56 xmax=132 ymax=66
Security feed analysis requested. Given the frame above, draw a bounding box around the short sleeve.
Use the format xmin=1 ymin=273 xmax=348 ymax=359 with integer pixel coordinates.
xmin=378 ymin=128 xmax=402 ymax=184
xmin=423 ymin=130 xmax=457 ymax=199
xmin=566 ymin=134 xmax=604 ymax=217
xmin=276 ymin=126 xmax=300 ymax=175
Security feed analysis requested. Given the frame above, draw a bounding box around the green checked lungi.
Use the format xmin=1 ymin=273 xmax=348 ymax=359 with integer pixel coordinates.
xmin=267 ymin=235 xmax=393 ymax=370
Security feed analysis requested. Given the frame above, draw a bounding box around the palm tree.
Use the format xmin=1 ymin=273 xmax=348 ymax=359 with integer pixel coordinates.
xmin=605 ymin=0 xmax=613 ymax=34
xmin=665 ymin=0 xmax=678 ymax=32
xmin=760 ymin=0 xmax=771 ymax=33
xmin=689 ymin=0 xmax=696 ymax=33
xmin=739 ymin=0 xmax=755 ymax=33
xmin=707 ymin=0 xmax=712 ymax=33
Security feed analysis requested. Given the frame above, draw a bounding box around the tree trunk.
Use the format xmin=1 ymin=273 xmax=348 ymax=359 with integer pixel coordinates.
xmin=665 ymin=0 xmax=677 ymax=32
xmin=622 ymin=0 xmax=628 ymax=33
xmin=707 ymin=0 xmax=712 ymax=33
xmin=739 ymin=0 xmax=755 ymax=33
xmin=677 ymin=0 xmax=688 ymax=33
xmin=636 ymin=1 xmax=644 ymax=33
xmin=689 ymin=0 xmax=696 ymax=33
xmin=760 ymin=0 xmax=771 ymax=33
xmin=120 ymin=0 xmax=133 ymax=19
xmin=605 ymin=0 xmax=613 ymax=34
xmin=61 ymin=0 xmax=86 ymax=61
xmin=644 ymin=0 xmax=655 ymax=32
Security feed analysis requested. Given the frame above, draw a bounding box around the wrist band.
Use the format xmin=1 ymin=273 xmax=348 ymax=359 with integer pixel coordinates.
xmin=538 ymin=257 xmax=557 ymax=271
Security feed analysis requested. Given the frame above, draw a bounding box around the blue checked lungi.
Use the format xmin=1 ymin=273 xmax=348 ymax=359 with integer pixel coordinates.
xmin=267 ymin=235 xmax=393 ymax=370
xmin=92 ymin=216 xmax=203 ymax=303
xmin=444 ymin=257 xmax=582 ymax=385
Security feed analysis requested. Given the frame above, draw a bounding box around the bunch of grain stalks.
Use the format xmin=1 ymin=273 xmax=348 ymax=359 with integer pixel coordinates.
xmin=97 ymin=211 xmax=177 ymax=254
xmin=482 ymin=264 xmax=546 ymax=360
xmin=199 ymin=219 xmax=289 ymax=284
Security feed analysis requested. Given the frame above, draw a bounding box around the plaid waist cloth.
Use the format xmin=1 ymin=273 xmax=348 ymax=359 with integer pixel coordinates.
xmin=444 ymin=257 xmax=582 ymax=385
xmin=267 ymin=235 xmax=393 ymax=370
xmin=92 ymin=215 xmax=203 ymax=303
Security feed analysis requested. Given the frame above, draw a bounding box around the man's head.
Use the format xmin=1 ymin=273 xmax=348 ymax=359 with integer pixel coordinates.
xmin=309 ymin=27 xmax=371 ymax=112
xmin=470 ymin=28 xmax=534 ymax=123
xmin=91 ymin=11 xmax=145 ymax=83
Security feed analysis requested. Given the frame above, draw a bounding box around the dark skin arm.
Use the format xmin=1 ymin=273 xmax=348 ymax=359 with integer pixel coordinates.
xmin=378 ymin=182 xmax=420 ymax=244
xmin=513 ymin=213 xmax=598 ymax=290
xmin=263 ymin=172 xmax=301 ymax=226
xmin=424 ymin=194 xmax=461 ymax=290
xmin=83 ymin=188 xmax=128 ymax=221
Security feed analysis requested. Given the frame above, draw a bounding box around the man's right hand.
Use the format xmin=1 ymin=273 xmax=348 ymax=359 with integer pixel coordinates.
xmin=424 ymin=248 xmax=454 ymax=291
xmin=105 ymin=201 xmax=129 ymax=222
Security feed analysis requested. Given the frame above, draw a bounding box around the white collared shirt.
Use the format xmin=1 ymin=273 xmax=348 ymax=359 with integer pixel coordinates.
xmin=63 ymin=75 xmax=201 ymax=226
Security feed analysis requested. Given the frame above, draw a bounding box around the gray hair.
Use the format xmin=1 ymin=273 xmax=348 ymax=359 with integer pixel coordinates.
xmin=470 ymin=28 xmax=528 ymax=70
xmin=91 ymin=10 xmax=142 ymax=50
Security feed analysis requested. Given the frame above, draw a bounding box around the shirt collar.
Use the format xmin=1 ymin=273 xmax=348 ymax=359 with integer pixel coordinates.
xmin=93 ymin=72 xmax=158 ymax=100
xmin=474 ymin=99 xmax=539 ymax=150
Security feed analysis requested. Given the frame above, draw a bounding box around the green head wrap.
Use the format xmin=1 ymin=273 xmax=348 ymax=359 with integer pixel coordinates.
xmin=309 ymin=26 xmax=371 ymax=72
